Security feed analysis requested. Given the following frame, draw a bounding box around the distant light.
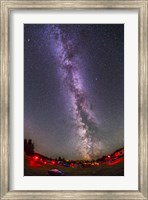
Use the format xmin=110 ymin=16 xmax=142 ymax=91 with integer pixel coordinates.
xmin=34 ymin=156 xmax=38 ymax=160
xmin=51 ymin=161 xmax=55 ymax=165
xmin=44 ymin=161 xmax=47 ymax=165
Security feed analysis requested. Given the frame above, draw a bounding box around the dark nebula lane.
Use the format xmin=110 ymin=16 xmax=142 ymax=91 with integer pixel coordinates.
xmin=48 ymin=25 xmax=102 ymax=160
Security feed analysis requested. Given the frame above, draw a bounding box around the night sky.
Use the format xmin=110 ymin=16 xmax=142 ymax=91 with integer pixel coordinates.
xmin=24 ymin=24 xmax=124 ymax=160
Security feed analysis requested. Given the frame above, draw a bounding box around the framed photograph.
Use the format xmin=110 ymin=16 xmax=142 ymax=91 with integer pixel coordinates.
xmin=0 ymin=0 xmax=147 ymax=199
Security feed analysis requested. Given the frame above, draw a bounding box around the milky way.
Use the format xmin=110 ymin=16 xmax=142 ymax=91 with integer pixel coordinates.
xmin=46 ymin=25 xmax=103 ymax=160
xmin=24 ymin=24 xmax=124 ymax=160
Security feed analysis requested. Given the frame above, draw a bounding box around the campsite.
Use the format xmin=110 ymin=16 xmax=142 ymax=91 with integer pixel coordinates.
xmin=24 ymin=154 xmax=124 ymax=176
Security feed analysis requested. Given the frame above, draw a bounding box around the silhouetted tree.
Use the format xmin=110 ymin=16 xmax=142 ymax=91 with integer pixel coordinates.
xmin=62 ymin=157 xmax=65 ymax=162
xmin=58 ymin=157 xmax=62 ymax=161
xmin=24 ymin=139 xmax=34 ymax=155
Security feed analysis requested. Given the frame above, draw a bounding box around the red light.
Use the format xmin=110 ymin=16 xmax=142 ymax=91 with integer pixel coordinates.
xmin=29 ymin=160 xmax=37 ymax=168
xmin=51 ymin=161 xmax=55 ymax=165
xmin=44 ymin=161 xmax=47 ymax=165
xmin=34 ymin=156 xmax=38 ymax=160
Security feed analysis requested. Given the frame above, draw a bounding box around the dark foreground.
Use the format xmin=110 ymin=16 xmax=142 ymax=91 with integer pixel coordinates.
xmin=24 ymin=156 xmax=124 ymax=176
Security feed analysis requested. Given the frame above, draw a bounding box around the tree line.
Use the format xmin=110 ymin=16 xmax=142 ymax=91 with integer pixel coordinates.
xmin=24 ymin=139 xmax=34 ymax=155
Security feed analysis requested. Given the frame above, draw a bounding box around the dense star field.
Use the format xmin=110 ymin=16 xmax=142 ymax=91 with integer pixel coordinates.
xmin=24 ymin=24 xmax=124 ymax=160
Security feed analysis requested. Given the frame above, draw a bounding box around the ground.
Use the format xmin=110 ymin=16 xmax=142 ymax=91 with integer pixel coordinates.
xmin=24 ymin=156 xmax=124 ymax=176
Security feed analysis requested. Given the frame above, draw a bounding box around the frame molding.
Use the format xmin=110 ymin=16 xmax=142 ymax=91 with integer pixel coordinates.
xmin=0 ymin=0 xmax=147 ymax=199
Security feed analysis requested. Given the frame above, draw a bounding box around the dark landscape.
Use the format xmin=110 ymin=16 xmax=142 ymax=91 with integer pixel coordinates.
xmin=24 ymin=155 xmax=124 ymax=176
xmin=24 ymin=139 xmax=124 ymax=176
